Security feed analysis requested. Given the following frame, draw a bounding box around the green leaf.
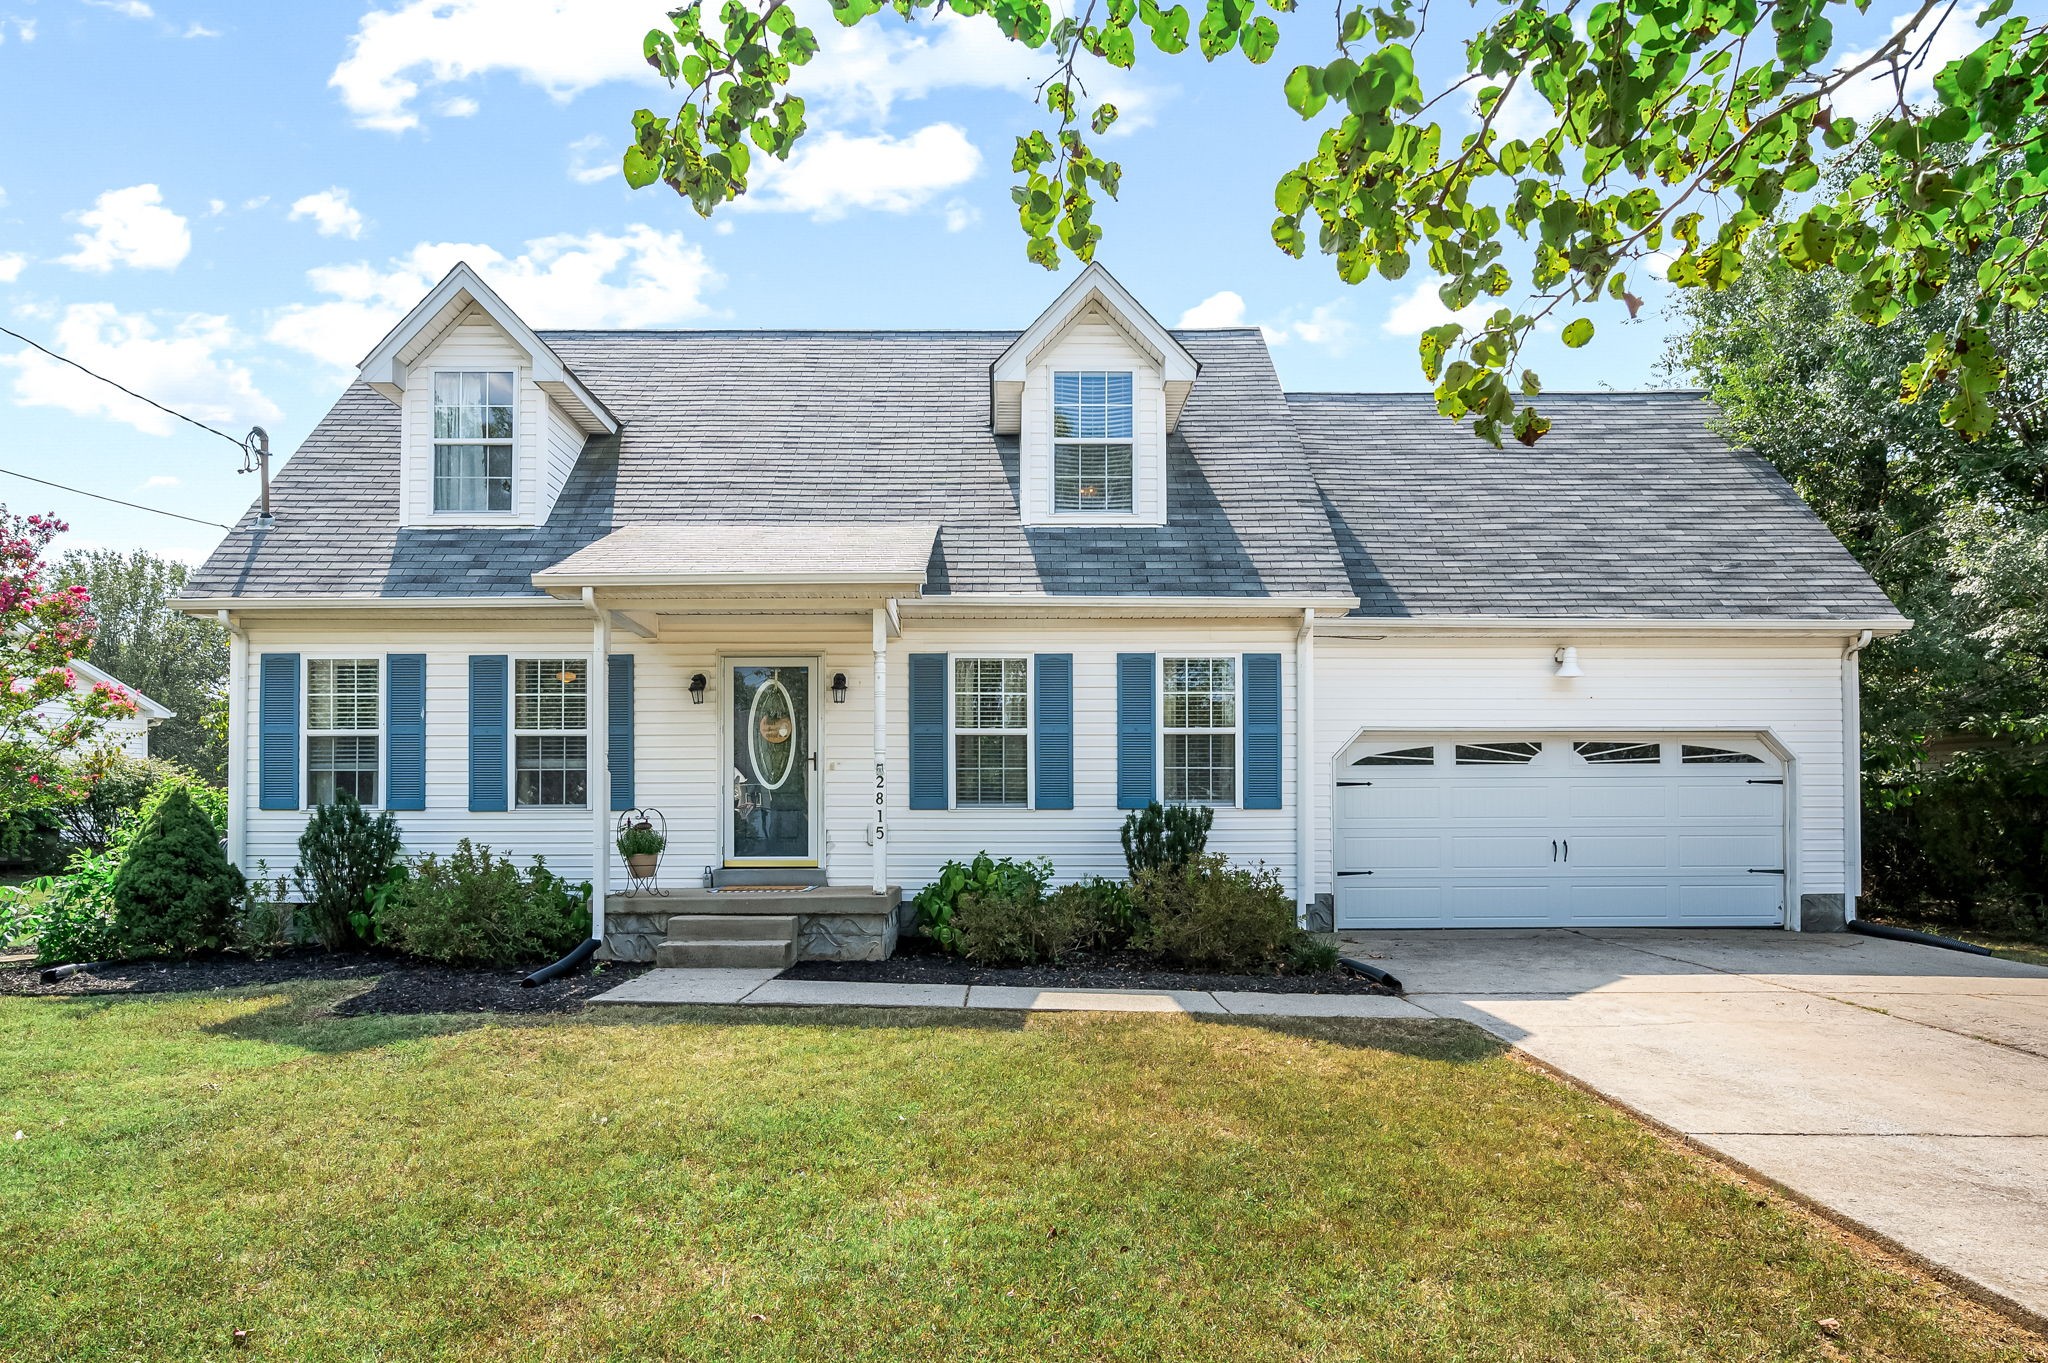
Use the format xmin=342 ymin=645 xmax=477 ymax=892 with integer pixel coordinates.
xmin=1240 ymin=15 xmax=1279 ymax=64
xmin=1561 ymin=317 xmax=1594 ymax=348
xmin=1283 ymin=65 xmax=1326 ymax=119
xmin=622 ymin=147 xmax=659 ymax=189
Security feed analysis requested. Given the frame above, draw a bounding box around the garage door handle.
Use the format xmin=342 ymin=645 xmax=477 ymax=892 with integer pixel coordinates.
xmin=1336 ymin=780 xmax=1374 ymax=787
xmin=1552 ymin=839 xmax=1558 ymax=862
xmin=1748 ymin=868 xmax=1785 ymax=874
xmin=1336 ymin=870 xmax=1374 ymax=877
xmin=1562 ymin=839 xmax=1569 ymax=862
xmin=1747 ymin=778 xmax=1784 ymax=785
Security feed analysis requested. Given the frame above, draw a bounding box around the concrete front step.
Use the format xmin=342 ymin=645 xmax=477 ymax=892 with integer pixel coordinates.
xmin=665 ymin=913 xmax=797 ymax=944
xmin=654 ymin=938 xmax=797 ymax=969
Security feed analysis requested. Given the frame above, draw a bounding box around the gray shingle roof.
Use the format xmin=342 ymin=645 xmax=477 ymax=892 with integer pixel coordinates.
xmin=1289 ymin=391 xmax=1899 ymax=620
xmin=184 ymin=328 xmax=1355 ymax=602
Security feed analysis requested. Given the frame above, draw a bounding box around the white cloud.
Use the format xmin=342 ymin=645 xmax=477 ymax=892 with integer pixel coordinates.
xmin=943 ymin=198 xmax=980 ymax=233
xmin=0 ymin=253 xmax=24 ymax=284
xmin=58 ymin=184 xmax=190 ymax=273
xmin=1179 ymin=291 xmax=1247 ymax=328
xmin=184 ymin=21 xmax=220 ymax=38
xmin=0 ymin=15 xmax=36 ymax=42
xmin=267 ymin=225 xmax=722 ymax=370
xmin=206 ymin=198 xmax=227 ymax=216
xmin=1479 ymin=80 xmax=1559 ymax=144
xmin=437 ymin=95 xmax=479 ymax=117
xmin=330 ymin=0 xmax=1162 ymax=135
xmin=141 ymin=474 xmax=181 ymax=489
xmin=567 ymin=133 xmax=616 ymax=186
xmin=1381 ymin=278 xmax=1498 ymax=336
xmin=1829 ymin=5 xmax=1986 ymax=123
xmin=743 ymin=124 xmax=981 ymax=220
xmin=288 ymin=187 xmax=366 ymax=239
xmin=1 ymin=303 xmax=280 ymax=435
xmin=1288 ymin=302 xmax=1353 ymax=350
xmin=83 ymin=0 xmax=153 ymax=17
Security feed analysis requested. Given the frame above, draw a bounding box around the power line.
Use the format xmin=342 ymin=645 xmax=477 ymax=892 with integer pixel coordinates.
xmin=0 ymin=324 xmax=249 ymax=452
xmin=0 ymin=465 xmax=233 ymax=530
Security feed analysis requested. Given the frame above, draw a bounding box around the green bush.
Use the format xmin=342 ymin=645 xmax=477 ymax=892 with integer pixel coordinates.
xmin=911 ymin=852 xmax=1052 ymax=953
xmin=1866 ymin=754 xmax=2048 ymax=940
xmin=236 ymin=861 xmax=297 ymax=954
xmin=954 ymin=879 xmax=1101 ymax=965
xmin=29 ymin=870 xmax=123 ymax=965
xmin=54 ymin=754 xmax=194 ymax=855
xmin=1053 ymin=876 xmax=1139 ymax=947
xmin=294 ymin=794 xmax=404 ymax=948
xmin=375 ymin=840 xmax=590 ymax=967
xmin=0 ymin=807 xmax=66 ymax=874
xmin=1285 ymin=933 xmax=1340 ymax=974
xmin=1120 ymin=801 xmax=1213 ymax=878
xmin=1132 ymin=854 xmax=1297 ymax=971
xmin=110 ymin=787 xmax=245 ymax=957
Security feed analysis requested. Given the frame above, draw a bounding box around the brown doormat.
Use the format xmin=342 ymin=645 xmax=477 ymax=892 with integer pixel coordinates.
xmin=713 ymin=885 xmax=815 ymax=894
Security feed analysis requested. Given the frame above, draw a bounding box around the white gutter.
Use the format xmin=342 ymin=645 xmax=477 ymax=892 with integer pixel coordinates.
xmin=217 ymin=609 xmax=248 ymax=873
xmin=1318 ymin=614 xmax=1913 ymax=636
xmin=903 ymin=594 xmax=1361 ymax=616
xmin=581 ymin=587 xmax=610 ymax=952
xmin=1295 ymin=607 xmax=1315 ymax=928
xmin=176 ymin=596 xmax=582 ymax=614
xmin=1842 ymin=628 xmax=1873 ymax=924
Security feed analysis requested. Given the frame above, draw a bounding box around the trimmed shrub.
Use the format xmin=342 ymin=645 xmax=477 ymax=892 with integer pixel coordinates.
xmin=294 ymin=794 xmax=404 ymax=948
xmin=911 ymin=853 xmax=1053 ymax=953
xmin=1120 ymin=801 xmax=1213 ymax=878
xmin=1055 ymin=876 xmax=1139 ymax=947
xmin=955 ymin=880 xmax=1098 ymax=965
xmin=1132 ymin=854 xmax=1296 ymax=971
xmin=375 ymin=841 xmax=590 ymax=967
xmin=110 ymin=786 xmax=245 ymax=956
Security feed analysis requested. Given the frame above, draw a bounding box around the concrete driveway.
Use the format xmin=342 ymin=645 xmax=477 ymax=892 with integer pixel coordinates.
xmin=1340 ymin=928 xmax=2048 ymax=1326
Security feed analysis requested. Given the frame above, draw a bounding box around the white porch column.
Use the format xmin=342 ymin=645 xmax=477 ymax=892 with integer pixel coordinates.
xmin=219 ymin=610 xmax=247 ymax=872
xmin=1295 ymin=607 xmax=1316 ymax=927
xmin=585 ymin=589 xmax=611 ymax=946
xmin=871 ymin=605 xmax=889 ymax=895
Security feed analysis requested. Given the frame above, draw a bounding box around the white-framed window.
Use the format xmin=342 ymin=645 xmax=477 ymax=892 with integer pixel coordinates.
xmin=953 ymin=657 xmax=1029 ymax=806
xmin=306 ymin=657 xmax=380 ymax=807
xmin=1052 ymin=370 xmax=1134 ymax=513
xmin=1163 ymin=656 xmax=1237 ymax=804
xmin=514 ymin=657 xmax=588 ymax=807
xmin=433 ymin=370 xmax=515 ymax=513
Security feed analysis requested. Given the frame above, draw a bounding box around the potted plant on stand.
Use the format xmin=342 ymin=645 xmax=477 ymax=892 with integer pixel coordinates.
xmin=615 ymin=812 xmax=667 ymax=895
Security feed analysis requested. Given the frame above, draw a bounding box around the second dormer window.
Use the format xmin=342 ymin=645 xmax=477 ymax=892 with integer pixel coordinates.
xmin=433 ymin=370 xmax=515 ymax=513
xmin=1053 ymin=370 xmax=1133 ymax=513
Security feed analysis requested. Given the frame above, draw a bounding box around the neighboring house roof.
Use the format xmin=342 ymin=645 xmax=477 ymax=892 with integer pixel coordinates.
xmin=180 ymin=312 xmax=1900 ymax=624
xmin=60 ymin=657 xmax=174 ymax=721
xmin=1291 ymin=390 xmax=1899 ymax=620
xmin=183 ymin=328 xmax=1357 ymax=604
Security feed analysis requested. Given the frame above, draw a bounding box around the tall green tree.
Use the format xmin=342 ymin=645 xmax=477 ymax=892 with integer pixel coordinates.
xmin=623 ymin=0 xmax=2048 ymax=445
xmin=55 ymin=548 xmax=228 ymax=781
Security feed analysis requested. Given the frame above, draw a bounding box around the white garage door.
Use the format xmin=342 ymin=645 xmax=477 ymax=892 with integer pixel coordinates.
xmin=1333 ymin=735 xmax=1785 ymax=929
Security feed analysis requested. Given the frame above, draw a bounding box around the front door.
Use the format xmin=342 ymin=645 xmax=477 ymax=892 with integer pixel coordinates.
xmin=727 ymin=660 xmax=816 ymax=864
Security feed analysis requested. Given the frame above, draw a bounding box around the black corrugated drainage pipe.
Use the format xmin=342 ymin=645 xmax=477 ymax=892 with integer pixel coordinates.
xmin=1339 ymin=956 xmax=1405 ymax=994
xmin=39 ymin=961 xmax=104 ymax=984
xmin=1849 ymin=920 xmax=1995 ymax=957
xmin=522 ymin=937 xmax=600 ymax=988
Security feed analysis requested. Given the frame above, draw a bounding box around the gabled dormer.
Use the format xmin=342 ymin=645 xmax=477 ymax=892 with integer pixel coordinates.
xmin=992 ymin=263 xmax=1199 ymax=528
xmin=356 ymin=262 xmax=618 ymax=529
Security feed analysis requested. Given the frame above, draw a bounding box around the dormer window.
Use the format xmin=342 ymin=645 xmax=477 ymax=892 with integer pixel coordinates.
xmin=433 ymin=370 xmax=515 ymax=513
xmin=1053 ymin=371 xmax=1134 ymax=513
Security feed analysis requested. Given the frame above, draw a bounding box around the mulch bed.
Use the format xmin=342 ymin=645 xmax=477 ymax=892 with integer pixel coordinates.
xmin=782 ymin=936 xmax=1391 ymax=995
xmin=0 ymin=950 xmax=650 ymax=1016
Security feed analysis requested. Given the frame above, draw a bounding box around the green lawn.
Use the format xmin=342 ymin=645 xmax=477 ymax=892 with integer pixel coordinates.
xmin=2 ymin=985 xmax=2041 ymax=1362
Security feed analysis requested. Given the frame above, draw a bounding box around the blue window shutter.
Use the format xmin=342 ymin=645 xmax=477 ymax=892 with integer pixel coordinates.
xmin=1034 ymin=653 xmax=1073 ymax=810
xmin=257 ymin=653 xmax=300 ymax=811
xmin=385 ymin=654 xmax=427 ymax=812
xmin=608 ymin=653 xmax=634 ymax=811
xmin=1115 ymin=653 xmax=1156 ymax=810
xmin=468 ymin=655 xmax=509 ymax=813
xmin=1243 ymin=653 xmax=1283 ymax=810
xmin=908 ymin=653 xmax=948 ymax=810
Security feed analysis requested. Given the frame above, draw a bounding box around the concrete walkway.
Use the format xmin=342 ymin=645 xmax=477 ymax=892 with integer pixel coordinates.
xmin=591 ymin=967 xmax=1429 ymax=1017
xmin=1342 ymin=928 xmax=2048 ymax=1327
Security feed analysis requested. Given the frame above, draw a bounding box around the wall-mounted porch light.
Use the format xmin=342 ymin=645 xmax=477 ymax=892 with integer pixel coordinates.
xmin=830 ymin=672 xmax=848 ymax=704
xmin=688 ymin=673 xmax=708 ymax=705
xmin=1553 ymin=646 xmax=1583 ymax=678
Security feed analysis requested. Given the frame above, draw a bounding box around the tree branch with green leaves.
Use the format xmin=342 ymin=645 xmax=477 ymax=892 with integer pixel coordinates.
xmin=627 ymin=0 xmax=2048 ymax=445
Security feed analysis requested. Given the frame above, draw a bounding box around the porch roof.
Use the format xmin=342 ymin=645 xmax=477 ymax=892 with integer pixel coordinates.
xmin=531 ymin=522 xmax=939 ymax=596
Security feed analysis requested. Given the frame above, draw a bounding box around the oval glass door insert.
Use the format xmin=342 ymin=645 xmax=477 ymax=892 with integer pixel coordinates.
xmin=749 ymin=677 xmax=796 ymax=790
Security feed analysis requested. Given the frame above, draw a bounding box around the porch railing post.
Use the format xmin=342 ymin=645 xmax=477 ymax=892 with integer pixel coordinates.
xmin=872 ymin=605 xmax=888 ymax=896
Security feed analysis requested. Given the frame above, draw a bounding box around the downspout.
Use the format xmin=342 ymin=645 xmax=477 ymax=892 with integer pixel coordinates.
xmin=217 ymin=609 xmax=248 ymax=873
xmin=1841 ymin=628 xmax=1873 ymax=924
xmin=1295 ymin=607 xmax=1315 ymax=928
xmin=581 ymin=587 xmax=610 ymax=952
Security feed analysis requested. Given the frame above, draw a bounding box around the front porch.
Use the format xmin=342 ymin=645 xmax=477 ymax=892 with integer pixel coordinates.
xmin=603 ymin=885 xmax=907 ymax=965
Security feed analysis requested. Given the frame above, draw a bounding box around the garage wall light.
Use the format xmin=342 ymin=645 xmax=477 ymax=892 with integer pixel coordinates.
xmin=1553 ymin=646 xmax=1583 ymax=678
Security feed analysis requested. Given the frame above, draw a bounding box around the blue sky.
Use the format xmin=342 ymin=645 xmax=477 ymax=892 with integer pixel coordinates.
xmin=0 ymin=0 xmax=1956 ymax=563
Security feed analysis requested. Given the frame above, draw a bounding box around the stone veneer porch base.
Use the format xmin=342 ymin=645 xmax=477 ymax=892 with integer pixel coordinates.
xmin=602 ymin=886 xmax=902 ymax=964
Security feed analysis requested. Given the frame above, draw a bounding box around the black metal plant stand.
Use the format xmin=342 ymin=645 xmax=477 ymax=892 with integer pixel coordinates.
xmin=615 ymin=807 xmax=668 ymax=897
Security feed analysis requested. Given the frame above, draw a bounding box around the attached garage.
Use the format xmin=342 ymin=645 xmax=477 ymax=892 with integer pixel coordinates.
xmin=1331 ymin=733 xmax=1788 ymax=930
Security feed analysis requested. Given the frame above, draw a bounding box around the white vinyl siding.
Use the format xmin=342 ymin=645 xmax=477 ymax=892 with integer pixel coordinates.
xmin=306 ymin=657 xmax=380 ymax=807
xmin=953 ymin=657 xmax=1029 ymax=806
xmin=514 ymin=658 xmax=588 ymax=808
xmin=1163 ymin=656 xmax=1238 ymax=804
